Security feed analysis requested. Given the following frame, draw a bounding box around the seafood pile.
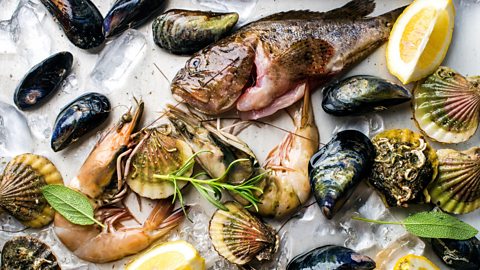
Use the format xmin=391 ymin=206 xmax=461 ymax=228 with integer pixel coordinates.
xmin=0 ymin=0 xmax=480 ymax=269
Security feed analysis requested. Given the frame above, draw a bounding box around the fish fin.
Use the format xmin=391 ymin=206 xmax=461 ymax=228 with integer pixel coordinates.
xmin=376 ymin=5 xmax=406 ymax=26
xmin=322 ymin=0 xmax=376 ymax=19
xmin=257 ymin=10 xmax=325 ymax=22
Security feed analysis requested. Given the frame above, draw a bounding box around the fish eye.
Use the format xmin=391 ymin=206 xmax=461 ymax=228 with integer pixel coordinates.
xmin=191 ymin=58 xmax=200 ymax=68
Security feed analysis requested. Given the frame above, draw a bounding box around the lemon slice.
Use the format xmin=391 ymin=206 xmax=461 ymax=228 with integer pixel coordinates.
xmin=125 ymin=240 xmax=206 ymax=270
xmin=386 ymin=0 xmax=455 ymax=84
xmin=394 ymin=254 xmax=440 ymax=270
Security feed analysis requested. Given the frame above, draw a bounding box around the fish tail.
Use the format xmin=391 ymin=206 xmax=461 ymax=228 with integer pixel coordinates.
xmin=378 ymin=5 xmax=407 ymax=27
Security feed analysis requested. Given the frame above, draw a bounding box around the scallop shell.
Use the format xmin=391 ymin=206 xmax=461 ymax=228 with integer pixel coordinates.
xmin=413 ymin=66 xmax=480 ymax=143
xmin=426 ymin=147 xmax=480 ymax=214
xmin=0 ymin=154 xmax=63 ymax=228
xmin=1 ymin=236 xmax=60 ymax=270
xmin=209 ymin=201 xmax=278 ymax=265
xmin=369 ymin=129 xmax=438 ymax=207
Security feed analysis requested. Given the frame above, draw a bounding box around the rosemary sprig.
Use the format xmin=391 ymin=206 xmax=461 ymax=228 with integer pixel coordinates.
xmin=153 ymin=151 xmax=267 ymax=212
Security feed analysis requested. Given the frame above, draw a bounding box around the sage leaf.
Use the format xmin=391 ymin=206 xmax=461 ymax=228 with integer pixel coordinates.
xmin=41 ymin=184 xmax=104 ymax=227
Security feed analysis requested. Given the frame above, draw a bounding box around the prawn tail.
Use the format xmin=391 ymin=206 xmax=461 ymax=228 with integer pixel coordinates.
xmin=144 ymin=199 xmax=175 ymax=230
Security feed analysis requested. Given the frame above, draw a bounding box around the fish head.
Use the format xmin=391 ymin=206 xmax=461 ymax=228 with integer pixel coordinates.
xmin=171 ymin=36 xmax=255 ymax=115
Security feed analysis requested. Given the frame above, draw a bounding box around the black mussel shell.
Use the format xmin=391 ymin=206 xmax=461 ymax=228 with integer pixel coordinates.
xmin=40 ymin=0 xmax=104 ymax=49
xmin=1 ymin=236 xmax=60 ymax=270
xmin=287 ymin=245 xmax=376 ymax=270
xmin=322 ymin=75 xmax=412 ymax=116
xmin=432 ymin=237 xmax=480 ymax=270
xmin=103 ymin=0 xmax=167 ymax=38
xmin=152 ymin=10 xmax=239 ymax=55
xmin=309 ymin=130 xmax=374 ymax=219
xmin=51 ymin=92 xmax=110 ymax=152
xmin=14 ymin=52 xmax=73 ymax=110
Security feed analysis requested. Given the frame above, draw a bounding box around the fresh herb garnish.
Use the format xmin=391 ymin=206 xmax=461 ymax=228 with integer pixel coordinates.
xmin=353 ymin=211 xmax=478 ymax=240
xmin=42 ymin=184 xmax=105 ymax=228
xmin=154 ymin=151 xmax=266 ymax=212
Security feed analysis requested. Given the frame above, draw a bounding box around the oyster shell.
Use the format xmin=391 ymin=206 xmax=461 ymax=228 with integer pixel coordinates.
xmin=309 ymin=130 xmax=374 ymax=219
xmin=209 ymin=201 xmax=278 ymax=265
xmin=426 ymin=147 xmax=480 ymax=214
xmin=369 ymin=129 xmax=438 ymax=207
xmin=432 ymin=237 xmax=480 ymax=270
xmin=0 ymin=154 xmax=63 ymax=228
xmin=1 ymin=236 xmax=60 ymax=270
xmin=413 ymin=66 xmax=480 ymax=143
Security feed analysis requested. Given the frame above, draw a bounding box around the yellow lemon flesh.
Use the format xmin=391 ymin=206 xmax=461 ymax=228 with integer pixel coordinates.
xmin=394 ymin=254 xmax=440 ymax=270
xmin=125 ymin=240 xmax=205 ymax=270
xmin=386 ymin=0 xmax=455 ymax=84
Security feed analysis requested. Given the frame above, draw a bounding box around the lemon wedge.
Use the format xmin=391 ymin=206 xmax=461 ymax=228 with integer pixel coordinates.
xmin=125 ymin=240 xmax=206 ymax=270
xmin=394 ymin=254 xmax=440 ymax=270
xmin=386 ymin=0 xmax=455 ymax=84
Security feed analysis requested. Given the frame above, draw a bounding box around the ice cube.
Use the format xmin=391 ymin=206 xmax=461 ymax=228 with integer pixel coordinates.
xmin=60 ymin=74 xmax=79 ymax=94
xmin=28 ymin=113 xmax=52 ymax=141
xmin=192 ymin=0 xmax=258 ymax=24
xmin=90 ymin=29 xmax=147 ymax=92
xmin=0 ymin=100 xmax=34 ymax=158
xmin=0 ymin=21 xmax=16 ymax=54
xmin=0 ymin=0 xmax=18 ymax=21
xmin=332 ymin=113 xmax=384 ymax=138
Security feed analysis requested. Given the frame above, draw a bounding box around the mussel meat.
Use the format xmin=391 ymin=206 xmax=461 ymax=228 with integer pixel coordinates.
xmin=426 ymin=147 xmax=480 ymax=214
xmin=209 ymin=201 xmax=278 ymax=265
xmin=103 ymin=0 xmax=166 ymax=38
xmin=166 ymin=105 xmax=258 ymax=185
xmin=40 ymin=0 xmax=104 ymax=49
xmin=322 ymin=75 xmax=412 ymax=116
xmin=432 ymin=237 xmax=480 ymax=270
xmin=287 ymin=245 xmax=376 ymax=270
xmin=309 ymin=130 xmax=374 ymax=219
xmin=51 ymin=93 xmax=110 ymax=152
xmin=1 ymin=236 xmax=60 ymax=270
xmin=152 ymin=10 xmax=239 ymax=55
xmin=125 ymin=125 xmax=194 ymax=199
xmin=0 ymin=154 xmax=63 ymax=228
xmin=14 ymin=52 xmax=73 ymax=110
xmin=413 ymin=66 xmax=480 ymax=143
xmin=369 ymin=129 xmax=438 ymax=207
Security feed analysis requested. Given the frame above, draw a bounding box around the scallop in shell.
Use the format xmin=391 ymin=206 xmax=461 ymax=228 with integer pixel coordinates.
xmin=413 ymin=66 xmax=480 ymax=143
xmin=1 ymin=236 xmax=60 ymax=270
xmin=209 ymin=201 xmax=278 ymax=265
xmin=369 ymin=129 xmax=438 ymax=207
xmin=0 ymin=154 xmax=63 ymax=228
xmin=426 ymin=147 xmax=480 ymax=214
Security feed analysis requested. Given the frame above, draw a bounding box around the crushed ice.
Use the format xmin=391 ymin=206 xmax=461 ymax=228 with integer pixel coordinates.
xmin=0 ymin=100 xmax=34 ymax=161
xmin=192 ymin=0 xmax=258 ymax=24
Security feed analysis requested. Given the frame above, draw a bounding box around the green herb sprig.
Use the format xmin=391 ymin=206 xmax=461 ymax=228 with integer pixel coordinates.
xmin=154 ymin=151 xmax=267 ymax=212
xmin=42 ymin=184 xmax=105 ymax=228
xmin=353 ymin=211 xmax=478 ymax=240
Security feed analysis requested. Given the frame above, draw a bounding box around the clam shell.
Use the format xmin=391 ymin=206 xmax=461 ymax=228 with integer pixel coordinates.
xmin=369 ymin=129 xmax=438 ymax=207
xmin=126 ymin=126 xmax=193 ymax=199
xmin=0 ymin=154 xmax=63 ymax=228
xmin=426 ymin=147 xmax=480 ymax=214
xmin=1 ymin=236 xmax=60 ymax=270
xmin=209 ymin=201 xmax=278 ymax=265
xmin=413 ymin=66 xmax=480 ymax=143
xmin=309 ymin=130 xmax=374 ymax=219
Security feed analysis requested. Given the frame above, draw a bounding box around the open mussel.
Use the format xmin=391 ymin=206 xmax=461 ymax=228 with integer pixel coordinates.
xmin=309 ymin=130 xmax=374 ymax=219
xmin=209 ymin=201 xmax=278 ymax=265
xmin=125 ymin=125 xmax=193 ymax=199
xmin=51 ymin=93 xmax=110 ymax=152
xmin=322 ymin=75 xmax=411 ymax=116
xmin=152 ymin=10 xmax=239 ymax=55
xmin=369 ymin=129 xmax=438 ymax=207
xmin=426 ymin=147 xmax=480 ymax=214
xmin=413 ymin=66 xmax=480 ymax=143
xmin=14 ymin=52 xmax=73 ymax=110
xmin=104 ymin=0 xmax=166 ymax=38
xmin=1 ymin=236 xmax=60 ymax=270
xmin=40 ymin=0 xmax=104 ymax=49
xmin=0 ymin=154 xmax=63 ymax=228
xmin=287 ymin=245 xmax=376 ymax=270
xmin=432 ymin=237 xmax=480 ymax=270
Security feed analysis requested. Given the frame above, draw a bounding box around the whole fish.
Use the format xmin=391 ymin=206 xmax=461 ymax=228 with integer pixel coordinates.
xmin=171 ymin=0 xmax=405 ymax=119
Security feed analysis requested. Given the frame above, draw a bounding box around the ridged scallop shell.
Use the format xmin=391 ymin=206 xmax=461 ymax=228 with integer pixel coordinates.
xmin=369 ymin=129 xmax=438 ymax=207
xmin=209 ymin=201 xmax=278 ymax=265
xmin=413 ymin=66 xmax=480 ymax=143
xmin=1 ymin=236 xmax=60 ymax=270
xmin=0 ymin=154 xmax=63 ymax=228
xmin=426 ymin=147 xmax=480 ymax=214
